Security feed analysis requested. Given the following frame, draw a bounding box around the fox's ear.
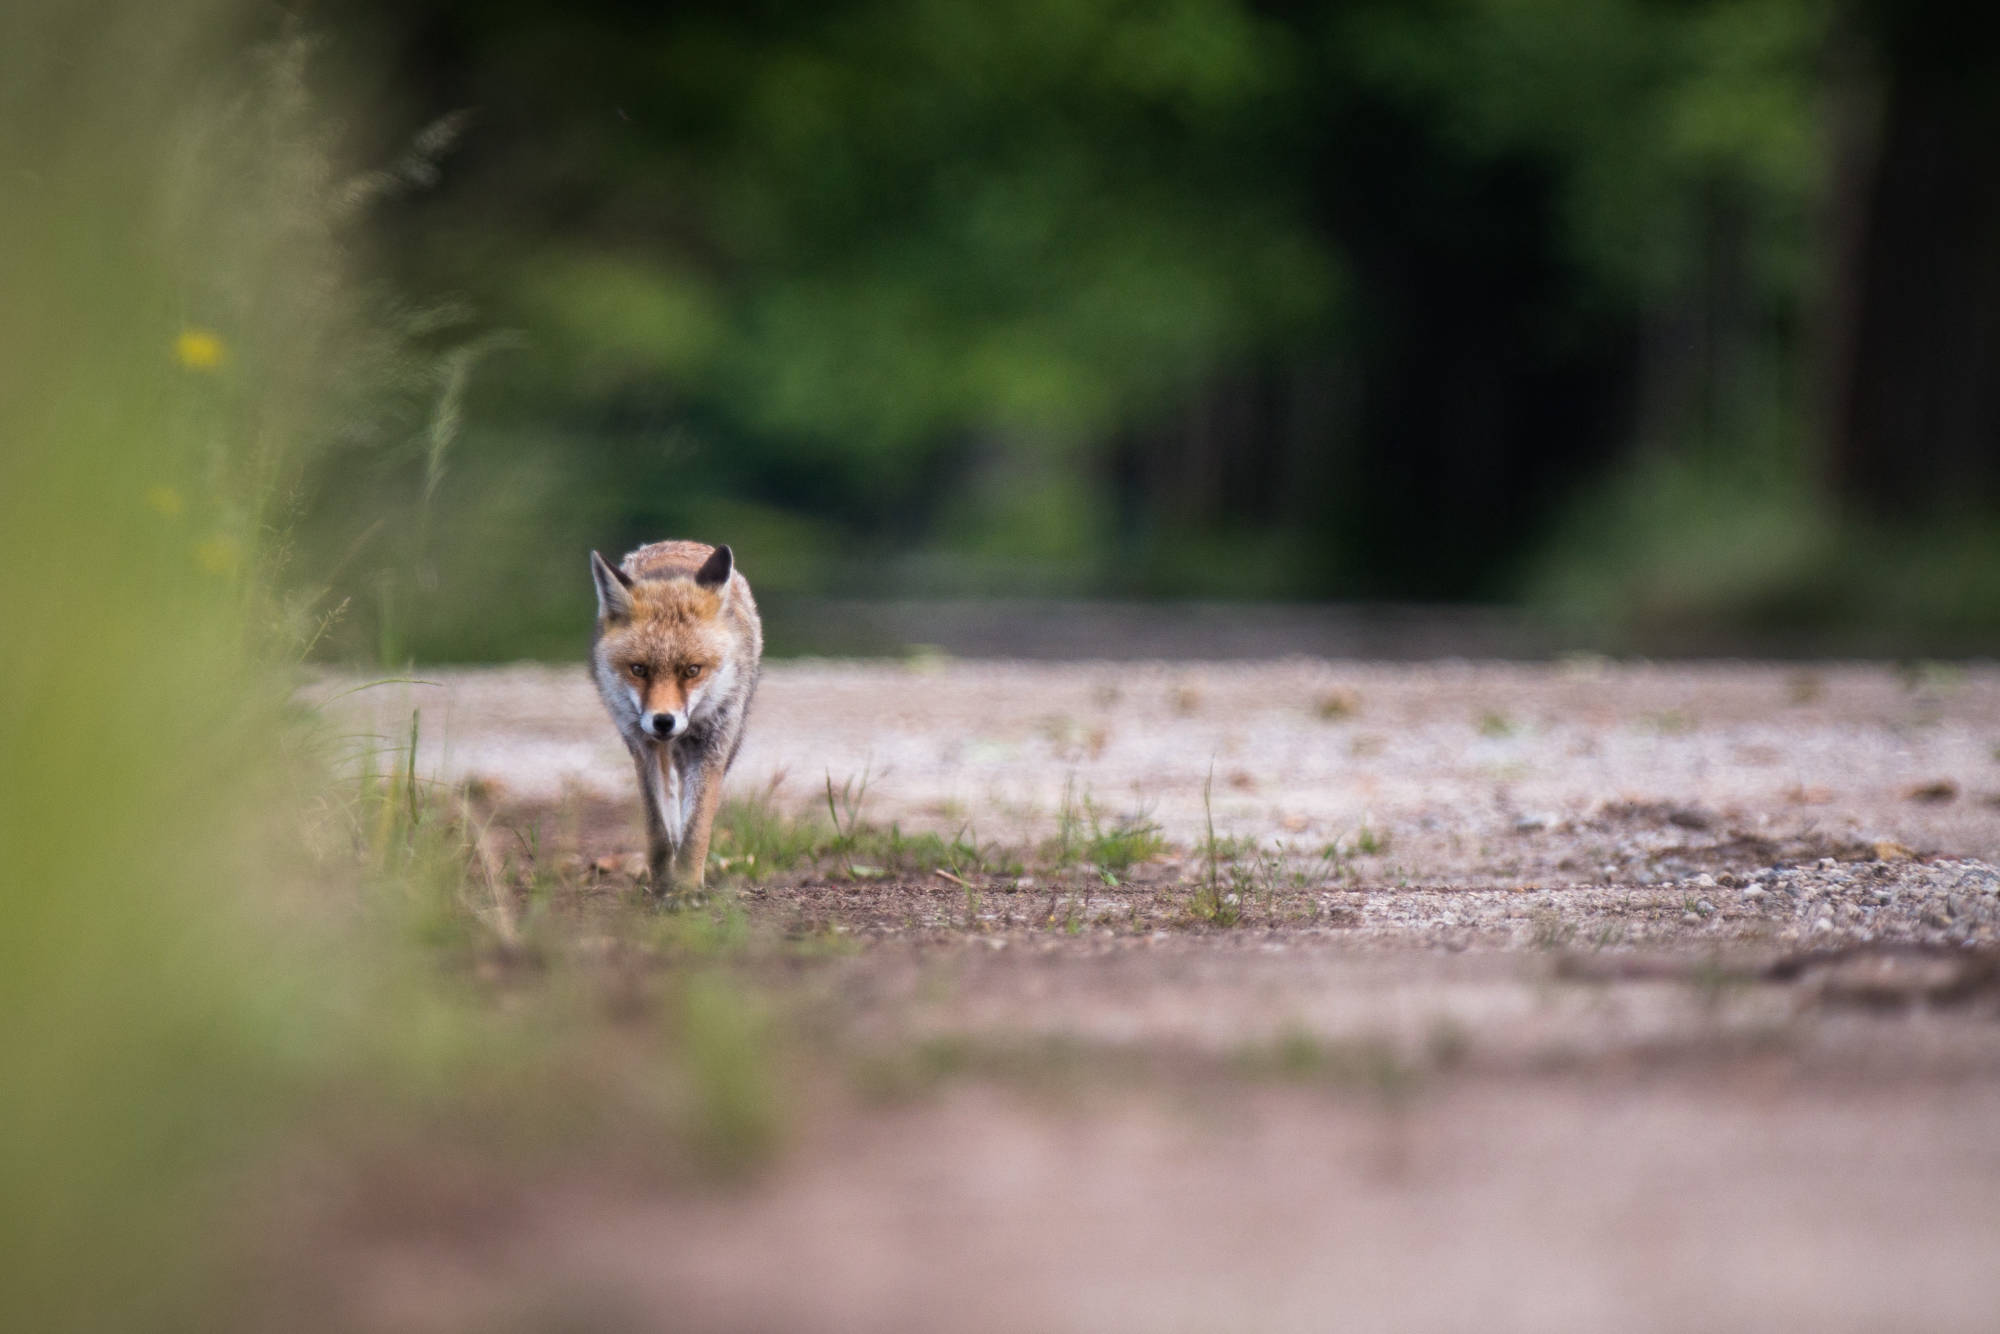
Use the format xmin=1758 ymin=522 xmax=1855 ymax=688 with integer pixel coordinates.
xmin=693 ymin=543 xmax=733 ymax=592
xmin=590 ymin=550 xmax=634 ymax=620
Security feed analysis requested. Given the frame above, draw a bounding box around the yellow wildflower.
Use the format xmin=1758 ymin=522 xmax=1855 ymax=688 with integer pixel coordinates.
xmin=145 ymin=485 xmax=185 ymax=517
xmin=194 ymin=534 xmax=242 ymax=576
xmin=173 ymin=328 xmax=226 ymax=371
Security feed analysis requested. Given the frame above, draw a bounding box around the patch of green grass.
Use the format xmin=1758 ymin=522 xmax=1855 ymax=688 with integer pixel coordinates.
xmin=671 ymin=973 xmax=783 ymax=1177
xmin=359 ymin=772 xmax=788 ymax=1177
xmin=1236 ymin=1027 xmax=1421 ymax=1101
xmin=850 ymin=1034 xmax=1108 ymax=1104
xmin=839 ymin=822 xmax=992 ymax=880
xmin=709 ymin=773 xmax=1200 ymax=894
xmin=1200 ymin=831 xmax=1262 ymax=862
xmin=335 ymin=722 xmax=802 ymax=1179
xmin=1233 ymin=847 xmax=1294 ymax=916
xmin=346 ymin=710 xmax=531 ymax=960
xmin=1084 ymin=816 xmax=1166 ymax=875
xmin=1188 ymin=886 xmax=1244 ymax=928
xmin=1347 ymin=824 xmax=1390 ymax=857
xmin=646 ymin=893 xmax=753 ymax=958
xmin=959 ymin=881 xmax=983 ymax=929
xmin=1044 ymin=778 xmax=1166 ymax=879
xmin=1188 ymin=770 xmax=1244 ymax=927
xmin=708 ymin=771 xmax=1051 ymax=887
xmin=821 ymin=770 xmax=1017 ymax=881
xmin=713 ymin=785 xmax=831 ymax=874
xmin=1314 ymin=826 xmax=1388 ymax=864
xmin=1477 ymin=711 xmax=1515 ymax=738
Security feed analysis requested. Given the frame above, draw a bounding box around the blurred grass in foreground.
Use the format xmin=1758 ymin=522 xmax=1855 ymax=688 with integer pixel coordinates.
xmin=0 ymin=5 xmax=365 ymax=1326
xmin=0 ymin=7 xmax=782 ymax=1329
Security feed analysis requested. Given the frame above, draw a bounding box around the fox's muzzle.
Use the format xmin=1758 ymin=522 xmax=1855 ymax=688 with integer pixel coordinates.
xmin=645 ymin=710 xmax=687 ymax=740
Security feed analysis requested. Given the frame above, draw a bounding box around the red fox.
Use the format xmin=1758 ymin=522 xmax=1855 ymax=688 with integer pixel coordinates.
xmin=590 ymin=540 xmax=763 ymax=895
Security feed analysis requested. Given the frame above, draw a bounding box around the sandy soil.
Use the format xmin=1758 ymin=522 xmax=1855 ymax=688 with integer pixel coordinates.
xmin=293 ymin=659 xmax=2000 ymax=1333
xmin=315 ymin=658 xmax=2000 ymax=855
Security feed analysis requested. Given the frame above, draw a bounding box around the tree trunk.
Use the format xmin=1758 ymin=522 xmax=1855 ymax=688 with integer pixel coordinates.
xmin=1831 ymin=3 xmax=2000 ymax=514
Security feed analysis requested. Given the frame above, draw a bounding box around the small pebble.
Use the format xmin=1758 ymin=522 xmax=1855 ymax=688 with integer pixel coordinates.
xmin=1694 ymin=873 xmax=1717 ymax=889
xmin=1813 ymin=916 xmax=1835 ymax=933
xmin=1741 ymin=886 xmax=1768 ymax=901
xmin=1681 ymin=911 xmax=1701 ymax=926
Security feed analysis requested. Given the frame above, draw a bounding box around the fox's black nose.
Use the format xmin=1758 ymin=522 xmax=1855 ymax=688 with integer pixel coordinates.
xmin=647 ymin=712 xmax=680 ymax=738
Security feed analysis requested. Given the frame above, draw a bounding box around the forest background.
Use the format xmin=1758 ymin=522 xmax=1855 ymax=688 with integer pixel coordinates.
xmin=294 ymin=0 xmax=2000 ymax=661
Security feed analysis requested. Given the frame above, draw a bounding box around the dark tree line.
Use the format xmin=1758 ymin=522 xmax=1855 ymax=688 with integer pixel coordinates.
xmin=1833 ymin=0 xmax=2000 ymax=515
xmin=297 ymin=0 xmax=2000 ymax=655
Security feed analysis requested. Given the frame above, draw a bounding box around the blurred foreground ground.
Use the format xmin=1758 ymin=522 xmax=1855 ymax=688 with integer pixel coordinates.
xmin=296 ymin=660 xmax=2000 ymax=1333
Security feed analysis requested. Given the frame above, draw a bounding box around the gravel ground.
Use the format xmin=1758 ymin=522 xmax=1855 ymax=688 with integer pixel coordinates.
xmin=298 ymin=658 xmax=2000 ymax=1333
xmin=316 ymin=658 xmax=2000 ymax=950
xmin=317 ymin=658 xmax=2000 ymax=844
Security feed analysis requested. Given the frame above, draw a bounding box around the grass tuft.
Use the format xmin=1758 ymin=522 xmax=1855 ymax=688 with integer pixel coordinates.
xmin=1044 ymin=777 xmax=1165 ymax=880
xmin=714 ymin=783 xmax=831 ymax=874
xmin=1188 ymin=769 xmax=1244 ymax=926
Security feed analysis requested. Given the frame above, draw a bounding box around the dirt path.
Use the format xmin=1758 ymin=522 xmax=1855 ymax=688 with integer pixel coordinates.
xmin=316 ymin=658 xmax=2000 ymax=858
xmin=294 ymin=660 xmax=2000 ymax=1332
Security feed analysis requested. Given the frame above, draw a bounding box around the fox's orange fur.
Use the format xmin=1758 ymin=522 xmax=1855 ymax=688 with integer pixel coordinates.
xmin=590 ymin=540 xmax=762 ymax=895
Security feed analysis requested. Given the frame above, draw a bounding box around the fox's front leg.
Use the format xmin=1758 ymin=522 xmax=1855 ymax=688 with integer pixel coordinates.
xmin=673 ymin=756 xmax=730 ymax=890
xmin=631 ymin=745 xmax=676 ymax=891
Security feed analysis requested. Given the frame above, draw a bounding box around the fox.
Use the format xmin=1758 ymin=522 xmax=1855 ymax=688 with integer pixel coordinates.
xmin=589 ymin=540 xmax=763 ymax=896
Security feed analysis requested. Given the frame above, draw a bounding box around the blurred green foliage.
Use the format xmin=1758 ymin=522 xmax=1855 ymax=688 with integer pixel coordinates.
xmin=284 ymin=0 xmax=1845 ymax=658
xmin=0 ymin=8 xmax=794 ymax=1326
xmin=0 ymin=7 xmax=341 ymax=1326
xmin=257 ymin=0 xmax=1994 ymax=655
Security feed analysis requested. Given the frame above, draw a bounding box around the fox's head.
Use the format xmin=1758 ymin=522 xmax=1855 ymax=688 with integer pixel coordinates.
xmin=591 ymin=545 xmax=737 ymax=742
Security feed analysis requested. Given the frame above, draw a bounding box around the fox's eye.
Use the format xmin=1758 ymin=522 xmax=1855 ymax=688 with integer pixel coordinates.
xmin=681 ymin=664 xmax=702 ymax=681
xmin=628 ymin=662 xmax=650 ymax=680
